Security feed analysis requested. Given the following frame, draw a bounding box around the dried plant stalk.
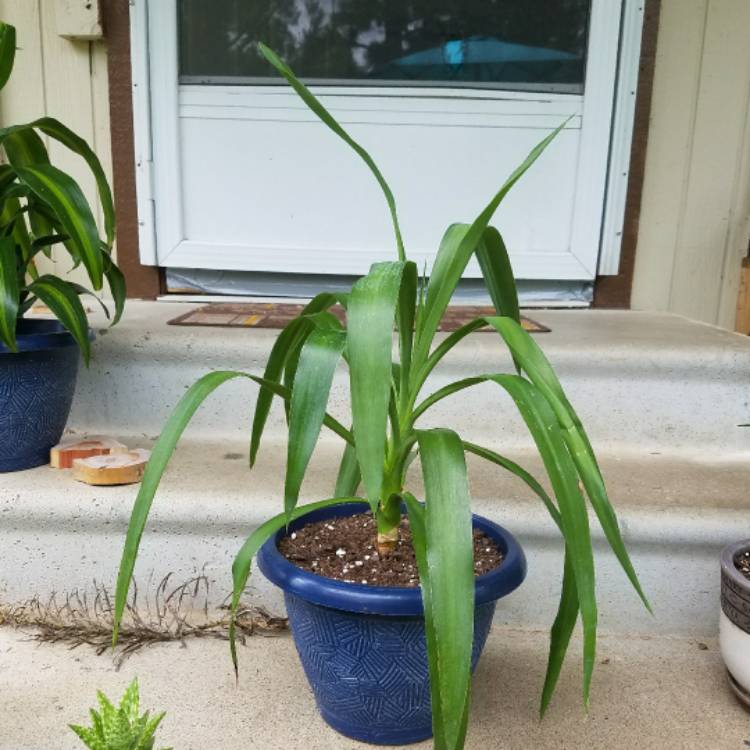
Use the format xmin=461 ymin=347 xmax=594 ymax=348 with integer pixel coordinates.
xmin=0 ymin=573 xmax=287 ymax=667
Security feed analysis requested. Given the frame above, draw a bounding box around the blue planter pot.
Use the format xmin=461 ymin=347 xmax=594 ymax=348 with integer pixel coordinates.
xmin=0 ymin=319 xmax=81 ymax=472
xmin=257 ymin=501 xmax=526 ymax=745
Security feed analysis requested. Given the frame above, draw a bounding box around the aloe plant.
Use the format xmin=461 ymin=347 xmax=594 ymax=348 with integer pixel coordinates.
xmin=69 ymin=679 xmax=171 ymax=750
xmin=0 ymin=21 xmax=124 ymax=364
xmin=114 ymin=44 xmax=649 ymax=749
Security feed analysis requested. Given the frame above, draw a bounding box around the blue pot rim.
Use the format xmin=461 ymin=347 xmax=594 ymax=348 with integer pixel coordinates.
xmin=0 ymin=318 xmax=92 ymax=355
xmin=257 ymin=501 xmax=527 ymax=616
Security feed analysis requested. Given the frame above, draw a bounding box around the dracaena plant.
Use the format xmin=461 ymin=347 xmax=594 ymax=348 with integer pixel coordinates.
xmin=69 ymin=678 xmax=171 ymax=750
xmin=0 ymin=22 xmax=124 ymax=364
xmin=114 ymin=44 xmax=649 ymax=750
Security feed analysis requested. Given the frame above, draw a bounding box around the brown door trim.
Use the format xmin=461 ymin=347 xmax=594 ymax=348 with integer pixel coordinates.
xmin=593 ymin=0 xmax=661 ymax=308
xmin=102 ymin=0 xmax=162 ymax=299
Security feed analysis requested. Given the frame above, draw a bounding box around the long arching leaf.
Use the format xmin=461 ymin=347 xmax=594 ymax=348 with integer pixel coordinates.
xmin=26 ymin=275 xmax=91 ymax=363
xmin=0 ymin=235 xmax=19 ymax=350
xmin=412 ymin=120 xmax=568 ymax=368
xmin=33 ymin=118 xmax=115 ymax=246
xmin=258 ymin=43 xmax=405 ymax=261
xmin=348 ymin=261 xmax=407 ymax=511
xmin=414 ymin=429 xmax=475 ymax=750
xmin=284 ymin=327 xmax=346 ymax=521
xmin=483 ymin=316 xmax=651 ymax=613
xmin=250 ymin=292 xmax=343 ymax=466
xmin=228 ymin=496 xmax=367 ymax=672
xmin=113 ymin=371 xmax=353 ymax=645
xmin=15 ymin=164 xmax=104 ymax=289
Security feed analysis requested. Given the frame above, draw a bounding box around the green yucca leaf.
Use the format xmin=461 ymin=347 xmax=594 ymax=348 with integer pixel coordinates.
xmin=15 ymin=164 xmax=104 ymax=289
xmin=475 ymin=227 xmax=520 ymax=323
xmin=482 ymin=316 xmax=651 ymax=614
xmin=334 ymin=439 xmax=361 ymax=498
xmin=348 ymin=261 xmax=409 ymax=511
xmin=250 ymin=292 xmax=344 ymax=466
xmin=284 ymin=327 xmax=347 ymax=522
xmin=485 ymin=374 xmax=597 ymax=704
xmin=229 ymin=497 xmax=367 ymax=673
xmin=462 ymin=440 xmax=560 ymax=526
xmin=413 ymin=121 xmax=568 ymax=369
xmin=0 ymin=22 xmax=16 ymax=91
xmin=0 ymin=236 xmax=19 ymax=351
xmin=411 ymin=428 xmax=475 ymax=750
xmin=113 ymin=370 xmax=352 ymax=645
xmin=26 ymin=275 xmax=91 ymax=363
xmin=540 ymin=550 xmax=579 ymax=717
xmin=462 ymin=439 xmax=579 ymax=715
xmin=258 ymin=43 xmax=405 ymax=261
xmin=414 ymin=371 xmax=597 ymax=705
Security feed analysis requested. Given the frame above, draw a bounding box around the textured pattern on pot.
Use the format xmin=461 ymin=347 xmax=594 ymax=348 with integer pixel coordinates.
xmin=721 ymin=541 xmax=750 ymax=635
xmin=0 ymin=320 xmax=81 ymax=472
xmin=257 ymin=502 xmax=526 ymax=745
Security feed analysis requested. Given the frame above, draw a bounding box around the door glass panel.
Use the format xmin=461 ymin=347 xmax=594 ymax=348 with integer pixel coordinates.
xmin=179 ymin=0 xmax=591 ymax=93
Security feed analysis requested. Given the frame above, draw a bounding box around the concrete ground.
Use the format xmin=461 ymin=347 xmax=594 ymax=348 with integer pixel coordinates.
xmin=0 ymin=625 xmax=747 ymax=750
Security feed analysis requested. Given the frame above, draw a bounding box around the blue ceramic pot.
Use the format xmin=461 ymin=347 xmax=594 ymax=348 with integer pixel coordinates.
xmin=257 ymin=501 xmax=526 ymax=745
xmin=0 ymin=319 xmax=81 ymax=472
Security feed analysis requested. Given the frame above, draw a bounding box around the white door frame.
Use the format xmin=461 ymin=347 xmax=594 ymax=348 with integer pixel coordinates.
xmin=129 ymin=0 xmax=643 ymax=279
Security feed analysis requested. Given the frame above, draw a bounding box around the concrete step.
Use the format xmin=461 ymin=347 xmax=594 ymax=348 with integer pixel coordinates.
xmin=67 ymin=301 xmax=750 ymax=455
xmin=1 ymin=624 xmax=746 ymax=749
xmin=2 ymin=437 xmax=747 ymax=638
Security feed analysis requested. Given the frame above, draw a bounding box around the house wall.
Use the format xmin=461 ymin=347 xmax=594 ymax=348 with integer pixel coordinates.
xmin=0 ymin=0 xmax=113 ymax=285
xmin=2 ymin=1 xmax=749 ymax=327
xmin=631 ymin=0 xmax=750 ymax=328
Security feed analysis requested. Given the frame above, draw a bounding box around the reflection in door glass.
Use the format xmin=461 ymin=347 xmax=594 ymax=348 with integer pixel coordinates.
xmin=179 ymin=0 xmax=591 ymax=93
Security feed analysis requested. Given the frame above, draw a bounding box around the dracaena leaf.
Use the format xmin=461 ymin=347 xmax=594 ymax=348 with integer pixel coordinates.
xmin=0 ymin=235 xmax=19 ymax=351
xmin=0 ymin=22 xmax=16 ymax=91
xmin=26 ymin=275 xmax=91 ymax=363
xmin=14 ymin=164 xmax=104 ymax=289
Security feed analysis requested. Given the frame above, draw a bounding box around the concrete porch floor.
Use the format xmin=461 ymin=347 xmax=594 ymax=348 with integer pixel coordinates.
xmin=1 ymin=624 xmax=747 ymax=749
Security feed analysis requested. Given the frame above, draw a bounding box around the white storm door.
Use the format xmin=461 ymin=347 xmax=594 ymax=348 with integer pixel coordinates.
xmin=135 ymin=0 xmax=632 ymax=280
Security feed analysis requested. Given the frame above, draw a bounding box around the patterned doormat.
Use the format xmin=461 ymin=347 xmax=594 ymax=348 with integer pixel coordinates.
xmin=168 ymin=302 xmax=549 ymax=333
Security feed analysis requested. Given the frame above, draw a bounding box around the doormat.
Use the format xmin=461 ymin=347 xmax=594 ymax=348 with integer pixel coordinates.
xmin=168 ymin=302 xmax=549 ymax=333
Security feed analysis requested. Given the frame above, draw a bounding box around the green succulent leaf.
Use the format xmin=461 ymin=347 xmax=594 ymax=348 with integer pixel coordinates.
xmin=15 ymin=164 xmax=104 ymax=289
xmin=0 ymin=235 xmax=19 ymax=351
xmin=26 ymin=275 xmax=91 ymax=363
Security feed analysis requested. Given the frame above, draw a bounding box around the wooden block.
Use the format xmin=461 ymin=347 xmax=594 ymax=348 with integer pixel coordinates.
xmin=72 ymin=449 xmax=150 ymax=486
xmin=50 ymin=436 xmax=129 ymax=469
xmin=735 ymin=257 xmax=750 ymax=335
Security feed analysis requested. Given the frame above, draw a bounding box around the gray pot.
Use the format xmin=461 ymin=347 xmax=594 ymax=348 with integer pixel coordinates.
xmin=720 ymin=539 xmax=750 ymax=707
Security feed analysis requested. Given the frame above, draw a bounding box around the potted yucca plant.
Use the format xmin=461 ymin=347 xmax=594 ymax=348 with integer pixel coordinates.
xmin=0 ymin=22 xmax=124 ymax=472
xmin=114 ymin=45 xmax=649 ymax=749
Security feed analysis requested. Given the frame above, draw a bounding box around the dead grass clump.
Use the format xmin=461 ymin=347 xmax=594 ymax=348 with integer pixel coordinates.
xmin=0 ymin=573 xmax=287 ymax=667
